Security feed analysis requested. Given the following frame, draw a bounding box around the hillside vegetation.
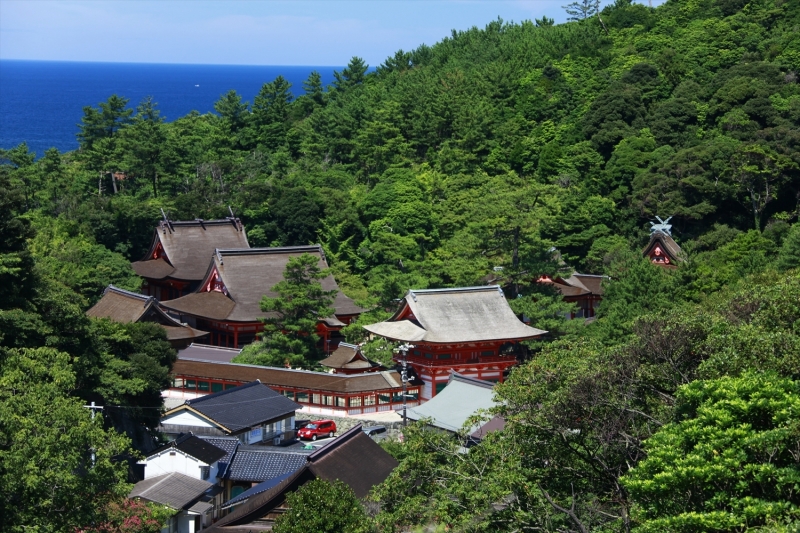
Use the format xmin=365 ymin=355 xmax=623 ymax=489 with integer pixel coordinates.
xmin=1 ymin=0 xmax=800 ymax=531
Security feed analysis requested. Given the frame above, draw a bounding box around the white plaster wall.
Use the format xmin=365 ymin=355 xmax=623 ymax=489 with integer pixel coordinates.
xmin=161 ymin=409 xmax=216 ymax=428
xmin=144 ymin=449 xmax=218 ymax=480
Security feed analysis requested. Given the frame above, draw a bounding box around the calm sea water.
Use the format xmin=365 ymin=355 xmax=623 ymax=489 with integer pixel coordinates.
xmin=0 ymin=60 xmax=342 ymax=157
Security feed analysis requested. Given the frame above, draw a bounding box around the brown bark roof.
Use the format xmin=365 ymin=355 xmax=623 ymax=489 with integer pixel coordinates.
xmin=172 ymin=359 xmax=404 ymax=394
xmin=87 ymin=285 xmax=208 ymax=341
xmin=319 ymin=342 xmax=377 ymax=371
xmin=643 ymin=232 xmax=684 ymax=262
xmin=364 ymin=286 xmax=547 ymax=343
xmin=160 ymin=246 xmax=364 ymax=323
xmin=132 ymin=218 xmax=249 ymax=281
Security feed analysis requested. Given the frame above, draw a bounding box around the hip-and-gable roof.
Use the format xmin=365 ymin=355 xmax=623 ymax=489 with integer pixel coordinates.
xmin=364 ymin=285 xmax=547 ymax=343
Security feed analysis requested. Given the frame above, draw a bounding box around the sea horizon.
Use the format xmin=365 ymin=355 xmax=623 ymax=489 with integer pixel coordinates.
xmin=0 ymin=59 xmax=345 ymax=157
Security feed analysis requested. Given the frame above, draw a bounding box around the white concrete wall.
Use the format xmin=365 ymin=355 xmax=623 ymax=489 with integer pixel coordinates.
xmin=144 ymin=449 xmax=219 ymax=481
xmin=161 ymin=409 xmax=216 ymax=428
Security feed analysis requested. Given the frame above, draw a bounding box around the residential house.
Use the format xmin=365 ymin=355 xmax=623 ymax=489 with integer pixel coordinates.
xmin=160 ymin=380 xmax=300 ymax=445
xmin=204 ymin=425 xmax=398 ymax=531
xmin=129 ymin=472 xmax=215 ymax=533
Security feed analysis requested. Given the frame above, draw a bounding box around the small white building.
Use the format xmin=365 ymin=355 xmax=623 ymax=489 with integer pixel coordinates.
xmin=141 ymin=433 xmax=227 ymax=481
xmin=129 ymin=472 xmax=214 ymax=533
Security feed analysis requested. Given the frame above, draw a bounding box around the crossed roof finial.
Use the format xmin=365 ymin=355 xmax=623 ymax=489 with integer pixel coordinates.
xmin=649 ymin=216 xmax=673 ymax=236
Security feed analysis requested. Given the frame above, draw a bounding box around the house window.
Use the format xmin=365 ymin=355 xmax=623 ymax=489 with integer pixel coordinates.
xmin=296 ymin=392 xmax=309 ymax=403
xmin=335 ymin=397 xmax=346 ymax=407
xmin=364 ymin=395 xmax=376 ymax=406
xmin=323 ymin=395 xmax=333 ymax=406
xmin=282 ymin=390 xmax=295 ymax=400
xmin=424 ymin=353 xmax=433 ymax=359
xmin=224 ymin=383 xmax=238 ymax=390
xmin=378 ymin=394 xmax=391 ymax=404
xmin=312 ymin=393 xmax=322 ymax=405
xmin=185 ymin=380 xmax=196 ymax=390
xmin=407 ymin=389 xmax=419 ymax=400
xmin=438 ymin=354 xmax=451 ymax=360
xmin=211 ymin=382 xmax=223 ymax=393
xmin=481 ymin=350 xmax=494 ymax=356
xmin=173 ymin=378 xmax=185 ymax=388
xmin=349 ymin=396 xmax=362 ymax=407
xmin=200 ymin=466 xmax=210 ymax=480
xmin=197 ymin=381 xmax=210 ymax=392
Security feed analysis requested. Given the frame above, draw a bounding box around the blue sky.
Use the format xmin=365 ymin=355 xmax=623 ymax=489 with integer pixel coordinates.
xmin=1 ymin=0 xmax=662 ymax=66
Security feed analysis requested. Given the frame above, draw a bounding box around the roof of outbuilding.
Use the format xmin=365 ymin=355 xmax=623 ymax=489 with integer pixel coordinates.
xmin=131 ymin=218 xmax=249 ymax=281
xmin=129 ymin=472 xmax=212 ymax=510
xmin=86 ymin=285 xmax=208 ymax=340
xmin=160 ymin=245 xmax=364 ymax=322
xmin=178 ymin=343 xmax=241 ymax=363
xmin=172 ymin=359 xmax=405 ymax=394
xmin=148 ymin=433 xmax=227 ymax=464
xmin=319 ymin=342 xmax=377 ymax=371
xmin=364 ymin=286 xmax=547 ymax=343
xmin=550 ymin=273 xmax=607 ymax=297
xmin=225 ymin=448 xmax=309 ymax=482
xmin=165 ymin=381 xmax=300 ymax=434
xmin=406 ymin=373 xmax=498 ymax=433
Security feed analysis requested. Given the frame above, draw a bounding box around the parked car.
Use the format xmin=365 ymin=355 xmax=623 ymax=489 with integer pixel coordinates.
xmin=362 ymin=425 xmax=387 ymax=437
xmin=297 ymin=420 xmax=336 ymax=441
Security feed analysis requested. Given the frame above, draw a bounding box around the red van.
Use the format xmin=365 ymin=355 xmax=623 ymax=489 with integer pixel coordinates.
xmin=297 ymin=420 xmax=336 ymax=441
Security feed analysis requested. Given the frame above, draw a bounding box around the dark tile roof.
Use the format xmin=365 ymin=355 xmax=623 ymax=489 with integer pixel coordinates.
xmin=160 ymin=245 xmax=364 ymax=323
xmin=132 ymin=218 xmax=249 ymax=282
xmin=175 ymin=381 xmax=300 ymax=434
xmin=148 ymin=433 xmax=227 ymax=464
xmin=306 ymin=425 xmax=398 ymax=499
xmin=87 ymin=285 xmax=208 ymax=340
xmin=129 ymin=472 xmax=212 ymax=510
xmin=178 ymin=343 xmax=241 ymax=363
xmin=225 ymin=448 xmax=308 ymax=482
xmin=221 ymin=470 xmax=297 ymax=509
xmin=205 ymin=426 xmax=398 ymax=531
xmin=198 ymin=436 xmax=239 ymax=477
xmin=172 ymin=359 xmax=404 ymax=394
xmin=364 ymin=286 xmax=547 ymax=343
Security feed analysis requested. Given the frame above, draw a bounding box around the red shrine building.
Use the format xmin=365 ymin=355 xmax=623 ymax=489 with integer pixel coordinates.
xmin=160 ymin=245 xmax=363 ymax=350
xmin=538 ymin=273 xmax=606 ymax=320
xmin=131 ymin=217 xmax=249 ymax=301
xmin=642 ymin=216 xmax=684 ymax=268
xmin=364 ymin=286 xmax=547 ymax=400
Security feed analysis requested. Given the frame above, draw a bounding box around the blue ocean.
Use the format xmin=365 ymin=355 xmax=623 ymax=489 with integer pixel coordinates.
xmin=0 ymin=60 xmax=342 ymax=157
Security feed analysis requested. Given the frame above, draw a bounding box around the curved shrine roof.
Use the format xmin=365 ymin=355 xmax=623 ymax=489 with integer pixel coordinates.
xmin=364 ymin=286 xmax=547 ymax=343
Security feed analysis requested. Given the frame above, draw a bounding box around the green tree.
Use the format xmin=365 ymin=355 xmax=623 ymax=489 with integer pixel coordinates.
xmin=233 ymin=253 xmax=336 ymax=368
xmin=622 ymin=373 xmax=800 ymax=532
xmin=273 ymin=479 xmax=373 ymax=533
xmin=117 ymin=96 xmax=167 ymax=197
xmin=333 ymin=56 xmax=369 ymax=91
xmin=251 ymin=75 xmax=293 ymax=151
xmin=777 ymin=223 xmax=800 ymax=271
xmin=77 ymin=94 xmax=133 ymax=150
xmin=0 ymin=347 xmax=133 ymax=532
xmin=563 ymin=0 xmax=599 ymax=21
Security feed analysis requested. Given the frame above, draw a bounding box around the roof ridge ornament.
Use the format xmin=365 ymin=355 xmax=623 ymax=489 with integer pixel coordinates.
xmin=649 ymin=216 xmax=673 ymax=236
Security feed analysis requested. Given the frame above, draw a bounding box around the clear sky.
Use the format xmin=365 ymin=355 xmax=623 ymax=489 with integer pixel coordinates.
xmin=1 ymin=0 xmax=662 ymax=66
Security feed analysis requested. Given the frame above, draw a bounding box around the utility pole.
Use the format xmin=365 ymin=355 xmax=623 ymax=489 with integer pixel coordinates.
xmin=397 ymin=343 xmax=414 ymax=427
xmin=83 ymin=401 xmax=104 ymax=466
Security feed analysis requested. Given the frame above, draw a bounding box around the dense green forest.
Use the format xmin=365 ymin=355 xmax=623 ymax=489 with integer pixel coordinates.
xmin=1 ymin=0 xmax=800 ymax=530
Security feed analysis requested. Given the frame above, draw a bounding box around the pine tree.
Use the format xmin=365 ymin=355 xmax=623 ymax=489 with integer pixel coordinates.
xmin=563 ymin=0 xmax=599 ymax=20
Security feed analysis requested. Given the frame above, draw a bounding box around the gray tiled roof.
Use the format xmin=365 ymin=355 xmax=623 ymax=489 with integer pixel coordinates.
xmin=129 ymin=472 xmax=212 ymax=510
xmin=181 ymin=381 xmax=300 ymax=433
xmin=406 ymin=373 xmax=497 ymax=433
xmin=225 ymin=448 xmax=308 ymax=482
xmin=364 ymin=286 xmax=547 ymax=343
xmin=199 ymin=436 xmax=239 ymax=477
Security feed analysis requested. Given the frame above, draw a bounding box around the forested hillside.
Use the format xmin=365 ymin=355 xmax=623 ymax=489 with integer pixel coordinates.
xmin=1 ymin=0 xmax=800 ymax=531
